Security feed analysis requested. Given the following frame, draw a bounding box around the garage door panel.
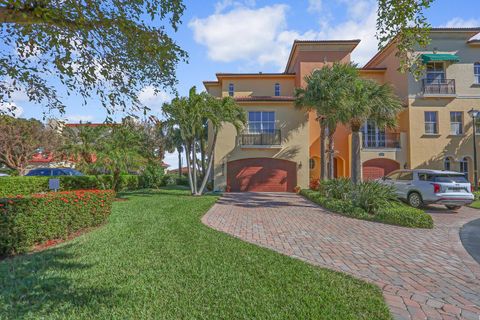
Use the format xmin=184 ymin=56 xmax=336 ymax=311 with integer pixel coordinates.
xmin=362 ymin=158 xmax=400 ymax=181
xmin=227 ymin=158 xmax=297 ymax=192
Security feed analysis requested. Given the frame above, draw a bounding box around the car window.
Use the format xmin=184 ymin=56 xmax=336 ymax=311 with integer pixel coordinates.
xmin=398 ymin=172 xmax=413 ymax=181
xmin=418 ymin=173 xmax=433 ymax=181
xmin=36 ymin=169 xmax=51 ymax=176
xmin=433 ymin=174 xmax=468 ymax=183
xmin=385 ymin=172 xmax=400 ymax=180
xmin=52 ymin=169 xmax=63 ymax=176
xmin=63 ymin=168 xmax=83 ymax=176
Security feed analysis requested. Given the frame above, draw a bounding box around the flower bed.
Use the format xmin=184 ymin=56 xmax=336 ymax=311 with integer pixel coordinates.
xmin=0 ymin=189 xmax=115 ymax=255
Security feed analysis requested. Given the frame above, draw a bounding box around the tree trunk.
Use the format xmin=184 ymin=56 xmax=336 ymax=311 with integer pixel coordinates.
xmin=200 ymin=138 xmax=206 ymax=179
xmin=192 ymin=140 xmax=198 ymax=195
xmin=351 ymin=130 xmax=362 ymax=184
xmin=319 ymin=119 xmax=327 ymax=181
xmin=177 ymin=149 xmax=182 ymax=178
xmin=184 ymin=143 xmax=195 ymax=194
xmin=327 ymin=127 xmax=336 ymax=180
xmin=112 ymin=168 xmax=121 ymax=192
xmin=198 ymin=132 xmax=217 ymax=195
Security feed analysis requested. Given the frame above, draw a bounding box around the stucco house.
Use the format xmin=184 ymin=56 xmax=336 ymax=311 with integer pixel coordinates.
xmin=204 ymin=28 xmax=480 ymax=192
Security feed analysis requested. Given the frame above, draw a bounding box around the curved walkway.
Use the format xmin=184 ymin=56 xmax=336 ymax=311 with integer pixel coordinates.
xmin=202 ymin=193 xmax=480 ymax=320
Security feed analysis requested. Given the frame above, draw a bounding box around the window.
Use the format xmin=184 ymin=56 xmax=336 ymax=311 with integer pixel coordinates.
xmin=384 ymin=171 xmax=400 ymax=180
xmin=309 ymin=158 xmax=316 ymax=170
xmin=460 ymin=157 xmax=469 ymax=177
xmin=274 ymin=83 xmax=281 ymax=96
xmin=444 ymin=157 xmax=452 ymax=171
xmin=361 ymin=120 xmax=385 ymax=147
xmin=424 ymin=111 xmax=438 ymax=134
xmin=475 ymin=62 xmax=480 ymax=84
xmin=397 ymin=171 xmax=413 ymax=181
xmin=426 ymin=62 xmax=445 ymax=83
xmin=228 ymin=83 xmax=234 ymax=97
xmin=450 ymin=112 xmax=463 ymax=135
xmin=248 ymin=111 xmax=275 ymax=133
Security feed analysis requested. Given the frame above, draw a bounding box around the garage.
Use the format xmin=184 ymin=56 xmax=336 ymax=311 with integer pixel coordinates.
xmin=362 ymin=158 xmax=400 ymax=181
xmin=227 ymin=158 xmax=297 ymax=192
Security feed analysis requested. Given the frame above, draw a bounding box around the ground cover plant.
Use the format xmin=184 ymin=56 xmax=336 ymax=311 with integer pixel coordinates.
xmin=302 ymin=179 xmax=433 ymax=229
xmin=0 ymin=189 xmax=391 ymax=319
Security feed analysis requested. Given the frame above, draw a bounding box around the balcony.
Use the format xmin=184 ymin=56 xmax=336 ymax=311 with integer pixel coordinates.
xmin=240 ymin=129 xmax=281 ymax=147
xmin=422 ymin=79 xmax=456 ymax=96
xmin=362 ymin=132 xmax=401 ymax=149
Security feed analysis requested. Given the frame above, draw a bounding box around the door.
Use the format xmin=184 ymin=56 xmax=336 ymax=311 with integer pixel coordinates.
xmin=227 ymin=158 xmax=297 ymax=192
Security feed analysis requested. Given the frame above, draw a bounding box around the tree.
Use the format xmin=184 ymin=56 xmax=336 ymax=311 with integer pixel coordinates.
xmin=0 ymin=0 xmax=187 ymax=116
xmin=341 ymin=79 xmax=403 ymax=184
xmin=163 ymin=87 xmax=245 ymax=195
xmin=377 ymin=0 xmax=434 ymax=79
xmin=295 ymin=63 xmax=357 ymax=180
xmin=165 ymin=127 xmax=184 ymax=178
xmin=0 ymin=115 xmax=58 ymax=175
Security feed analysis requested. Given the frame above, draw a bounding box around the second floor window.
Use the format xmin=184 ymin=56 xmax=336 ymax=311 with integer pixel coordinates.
xmin=274 ymin=83 xmax=281 ymax=96
xmin=228 ymin=83 xmax=234 ymax=97
xmin=361 ymin=120 xmax=385 ymax=148
xmin=426 ymin=62 xmax=445 ymax=83
xmin=248 ymin=111 xmax=275 ymax=133
xmin=475 ymin=62 xmax=480 ymax=84
xmin=450 ymin=112 xmax=463 ymax=135
xmin=424 ymin=111 xmax=438 ymax=134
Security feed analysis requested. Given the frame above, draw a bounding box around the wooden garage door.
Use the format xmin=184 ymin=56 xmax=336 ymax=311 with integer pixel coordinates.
xmin=362 ymin=158 xmax=400 ymax=181
xmin=227 ymin=158 xmax=297 ymax=192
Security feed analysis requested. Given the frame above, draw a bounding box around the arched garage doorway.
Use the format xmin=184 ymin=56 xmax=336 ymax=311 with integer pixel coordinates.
xmin=362 ymin=158 xmax=400 ymax=181
xmin=227 ymin=158 xmax=297 ymax=192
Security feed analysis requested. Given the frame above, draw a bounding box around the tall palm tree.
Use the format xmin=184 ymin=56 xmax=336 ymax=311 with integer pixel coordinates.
xmin=340 ymin=79 xmax=403 ymax=183
xmin=295 ymin=63 xmax=357 ymax=180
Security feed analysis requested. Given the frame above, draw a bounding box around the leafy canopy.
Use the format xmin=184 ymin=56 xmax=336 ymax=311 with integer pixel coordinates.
xmin=0 ymin=0 xmax=186 ymax=117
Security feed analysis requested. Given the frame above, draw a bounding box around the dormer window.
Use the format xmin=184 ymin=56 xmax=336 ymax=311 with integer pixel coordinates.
xmin=228 ymin=83 xmax=234 ymax=97
xmin=274 ymin=83 xmax=280 ymax=96
xmin=475 ymin=62 xmax=480 ymax=84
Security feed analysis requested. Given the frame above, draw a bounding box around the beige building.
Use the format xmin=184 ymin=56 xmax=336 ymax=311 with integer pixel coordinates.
xmin=204 ymin=28 xmax=480 ymax=192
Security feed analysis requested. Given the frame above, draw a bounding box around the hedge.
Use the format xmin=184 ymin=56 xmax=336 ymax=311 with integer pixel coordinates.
xmin=0 ymin=189 xmax=115 ymax=255
xmin=300 ymin=189 xmax=434 ymax=229
xmin=0 ymin=175 xmax=139 ymax=197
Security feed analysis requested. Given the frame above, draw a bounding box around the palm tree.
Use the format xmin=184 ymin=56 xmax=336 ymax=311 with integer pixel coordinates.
xmin=165 ymin=127 xmax=184 ymax=178
xmin=295 ymin=63 xmax=357 ymax=180
xmin=341 ymin=79 xmax=403 ymax=183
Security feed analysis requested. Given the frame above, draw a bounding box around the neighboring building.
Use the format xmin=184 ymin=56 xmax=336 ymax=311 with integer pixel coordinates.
xmin=204 ymin=28 xmax=480 ymax=192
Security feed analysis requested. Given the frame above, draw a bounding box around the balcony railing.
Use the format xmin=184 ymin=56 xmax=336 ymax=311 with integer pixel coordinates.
xmin=422 ymin=79 xmax=456 ymax=95
xmin=240 ymin=130 xmax=281 ymax=146
xmin=362 ymin=132 xmax=401 ymax=149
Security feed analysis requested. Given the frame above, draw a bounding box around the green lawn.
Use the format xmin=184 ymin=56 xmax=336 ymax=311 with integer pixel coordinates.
xmin=0 ymin=189 xmax=391 ymax=319
xmin=470 ymin=200 xmax=480 ymax=209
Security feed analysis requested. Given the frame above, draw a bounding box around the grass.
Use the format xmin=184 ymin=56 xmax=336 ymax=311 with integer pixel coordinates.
xmin=0 ymin=189 xmax=391 ymax=319
xmin=469 ymin=200 xmax=480 ymax=209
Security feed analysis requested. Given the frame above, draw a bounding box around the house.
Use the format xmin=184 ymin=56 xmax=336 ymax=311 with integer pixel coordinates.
xmin=204 ymin=28 xmax=480 ymax=192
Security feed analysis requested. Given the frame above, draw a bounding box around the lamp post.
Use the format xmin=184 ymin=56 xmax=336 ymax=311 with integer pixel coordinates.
xmin=468 ymin=109 xmax=480 ymax=190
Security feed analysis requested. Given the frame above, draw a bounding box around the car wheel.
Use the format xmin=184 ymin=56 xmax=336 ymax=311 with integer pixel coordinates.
xmin=445 ymin=205 xmax=461 ymax=211
xmin=408 ymin=192 xmax=423 ymax=208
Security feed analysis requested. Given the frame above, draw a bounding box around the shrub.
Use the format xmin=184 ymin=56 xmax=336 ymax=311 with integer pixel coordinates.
xmin=300 ymin=189 xmax=433 ymax=229
xmin=162 ymin=174 xmax=190 ymax=187
xmin=351 ymin=181 xmax=397 ymax=214
xmin=0 ymin=189 xmax=115 ymax=255
xmin=321 ymin=178 xmax=355 ymax=201
xmin=139 ymin=163 xmax=165 ymax=189
xmin=0 ymin=175 xmax=140 ymax=197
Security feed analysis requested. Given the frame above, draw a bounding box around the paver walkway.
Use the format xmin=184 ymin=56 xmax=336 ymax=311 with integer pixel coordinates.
xmin=202 ymin=192 xmax=480 ymax=320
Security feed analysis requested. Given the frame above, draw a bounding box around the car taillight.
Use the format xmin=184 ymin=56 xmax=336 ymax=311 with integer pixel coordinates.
xmin=433 ymin=183 xmax=441 ymax=193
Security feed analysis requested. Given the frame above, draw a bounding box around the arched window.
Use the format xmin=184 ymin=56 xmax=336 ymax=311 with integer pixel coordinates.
xmin=228 ymin=83 xmax=234 ymax=97
xmin=444 ymin=157 xmax=452 ymax=171
xmin=460 ymin=157 xmax=469 ymax=177
xmin=475 ymin=62 xmax=480 ymax=84
xmin=274 ymin=83 xmax=280 ymax=96
xmin=309 ymin=158 xmax=316 ymax=170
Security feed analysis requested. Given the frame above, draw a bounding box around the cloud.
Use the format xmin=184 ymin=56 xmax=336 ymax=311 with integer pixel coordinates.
xmin=0 ymin=102 xmax=24 ymax=117
xmin=442 ymin=17 xmax=480 ymax=28
xmin=138 ymin=86 xmax=172 ymax=111
xmin=190 ymin=1 xmax=379 ymax=70
xmin=308 ymin=0 xmax=322 ymax=13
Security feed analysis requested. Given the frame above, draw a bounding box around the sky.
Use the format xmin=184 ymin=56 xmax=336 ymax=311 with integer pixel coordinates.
xmin=2 ymin=0 xmax=480 ymax=168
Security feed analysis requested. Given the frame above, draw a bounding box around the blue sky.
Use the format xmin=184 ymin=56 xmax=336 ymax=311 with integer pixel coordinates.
xmin=2 ymin=0 xmax=479 ymax=167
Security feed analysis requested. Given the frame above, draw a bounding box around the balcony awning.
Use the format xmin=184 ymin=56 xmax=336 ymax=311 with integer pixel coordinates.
xmin=421 ymin=54 xmax=459 ymax=63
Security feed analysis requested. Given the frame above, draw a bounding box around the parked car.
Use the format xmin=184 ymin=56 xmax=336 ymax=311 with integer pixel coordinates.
xmin=26 ymin=168 xmax=84 ymax=177
xmin=379 ymin=169 xmax=474 ymax=210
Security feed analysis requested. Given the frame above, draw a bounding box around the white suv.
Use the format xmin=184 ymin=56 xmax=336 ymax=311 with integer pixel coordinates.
xmin=380 ymin=169 xmax=474 ymax=210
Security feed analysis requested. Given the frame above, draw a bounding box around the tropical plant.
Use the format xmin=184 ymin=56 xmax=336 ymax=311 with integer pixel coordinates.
xmin=295 ymin=63 xmax=358 ymax=180
xmin=0 ymin=0 xmax=186 ymax=116
xmin=340 ymin=79 xmax=403 ymax=183
xmin=0 ymin=115 xmax=59 ymax=175
xmin=163 ymin=87 xmax=245 ymax=195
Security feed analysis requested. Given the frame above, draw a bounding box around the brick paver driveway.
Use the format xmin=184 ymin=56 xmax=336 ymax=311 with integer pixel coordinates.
xmin=202 ymin=192 xmax=480 ymax=320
